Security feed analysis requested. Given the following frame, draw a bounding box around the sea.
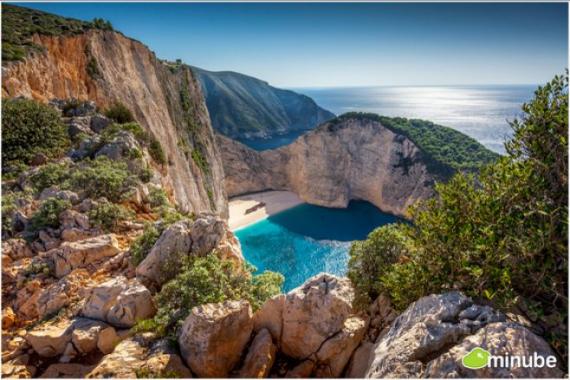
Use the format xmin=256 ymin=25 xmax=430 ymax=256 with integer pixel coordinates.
xmin=236 ymin=85 xmax=536 ymax=291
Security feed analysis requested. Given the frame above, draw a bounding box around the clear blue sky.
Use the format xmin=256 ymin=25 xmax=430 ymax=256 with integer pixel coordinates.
xmin=11 ymin=2 xmax=569 ymax=87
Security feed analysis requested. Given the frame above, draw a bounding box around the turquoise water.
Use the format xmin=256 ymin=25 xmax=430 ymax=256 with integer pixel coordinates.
xmin=235 ymin=201 xmax=400 ymax=292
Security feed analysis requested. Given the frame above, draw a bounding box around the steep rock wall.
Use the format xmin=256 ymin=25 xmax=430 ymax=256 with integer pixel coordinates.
xmin=218 ymin=118 xmax=440 ymax=217
xmin=2 ymin=31 xmax=227 ymax=217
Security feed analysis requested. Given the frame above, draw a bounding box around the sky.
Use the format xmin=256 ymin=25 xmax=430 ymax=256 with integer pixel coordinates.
xmin=11 ymin=2 xmax=569 ymax=87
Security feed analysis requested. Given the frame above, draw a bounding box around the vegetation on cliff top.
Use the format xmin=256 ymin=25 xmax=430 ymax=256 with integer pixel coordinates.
xmin=329 ymin=112 xmax=499 ymax=173
xmin=2 ymin=4 xmax=113 ymax=61
xmin=348 ymin=73 xmax=568 ymax=360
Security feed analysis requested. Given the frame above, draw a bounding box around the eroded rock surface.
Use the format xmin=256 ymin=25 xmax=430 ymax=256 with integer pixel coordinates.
xmin=52 ymin=234 xmax=121 ymax=277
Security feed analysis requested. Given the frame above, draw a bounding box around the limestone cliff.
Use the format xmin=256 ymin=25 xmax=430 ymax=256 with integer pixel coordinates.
xmin=218 ymin=117 xmax=441 ymax=217
xmin=2 ymin=30 xmax=227 ymax=217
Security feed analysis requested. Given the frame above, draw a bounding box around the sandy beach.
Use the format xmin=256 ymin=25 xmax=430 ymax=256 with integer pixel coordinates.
xmin=228 ymin=190 xmax=304 ymax=230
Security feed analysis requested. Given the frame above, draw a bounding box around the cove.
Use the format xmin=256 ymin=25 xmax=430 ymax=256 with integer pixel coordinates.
xmin=235 ymin=200 xmax=401 ymax=292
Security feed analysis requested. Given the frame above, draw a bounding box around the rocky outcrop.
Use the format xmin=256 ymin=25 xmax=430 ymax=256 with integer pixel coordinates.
xmin=178 ymin=300 xmax=253 ymax=378
xmin=136 ymin=215 xmax=242 ymax=289
xmin=363 ymin=292 xmax=564 ymax=378
xmin=238 ymin=328 xmax=277 ymax=378
xmin=2 ymin=27 xmax=227 ymax=217
xmin=218 ymin=117 xmax=440 ymax=217
xmin=81 ymin=277 xmax=155 ymax=328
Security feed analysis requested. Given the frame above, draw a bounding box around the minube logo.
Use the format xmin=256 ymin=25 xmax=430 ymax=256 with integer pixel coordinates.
xmin=461 ymin=347 xmax=558 ymax=370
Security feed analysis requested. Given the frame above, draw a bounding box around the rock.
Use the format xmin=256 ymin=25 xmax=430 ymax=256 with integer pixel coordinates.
xmin=142 ymin=352 xmax=193 ymax=378
xmin=281 ymin=273 xmax=355 ymax=359
xmin=97 ymin=327 xmax=122 ymax=355
xmin=178 ymin=300 xmax=253 ymax=377
xmin=286 ymin=360 xmax=315 ymax=378
xmin=59 ymin=210 xmax=90 ymax=230
xmin=423 ymin=322 xmax=564 ymax=378
xmin=345 ymin=342 xmax=374 ymax=378
xmin=1 ymin=360 xmax=36 ymax=378
xmin=2 ymin=307 xmax=17 ymax=329
xmin=90 ymin=114 xmax=112 ymax=134
xmin=40 ymin=363 xmax=94 ymax=378
xmin=14 ymin=279 xmax=42 ymax=320
xmin=86 ymin=336 xmax=149 ymax=378
xmin=31 ymin=152 xmax=48 ymax=166
xmin=26 ymin=320 xmax=75 ymax=357
xmin=62 ymin=100 xmax=96 ymax=117
xmin=52 ymin=234 xmax=121 ymax=277
xmin=67 ymin=117 xmax=93 ymax=138
xmin=314 ymin=316 xmax=367 ymax=377
xmin=365 ymin=292 xmax=510 ymax=378
xmin=38 ymin=230 xmax=60 ymax=251
xmin=3 ymin=239 xmax=33 ymax=261
xmin=60 ymin=341 xmax=78 ymax=363
xmin=11 ymin=211 xmax=29 ymax=234
xmin=36 ymin=270 xmax=89 ymax=319
xmin=238 ymin=328 xmax=277 ymax=378
xmin=69 ymin=135 xmax=101 ymax=161
xmin=60 ymin=228 xmax=98 ymax=242
xmin=253 ymin=294 xmax=285 ymax=342
xmin=136 ymin=216 xmax=231 ymax=289
xmin=82 ymin=276 xmax=155 ymax=328
xmin=39 ymin=187 xmax=80 ymax=204
xmin=95 ymin=131 xmax=139 ymax=161
xmin=71 ymin=318 xmax=109 ymax=355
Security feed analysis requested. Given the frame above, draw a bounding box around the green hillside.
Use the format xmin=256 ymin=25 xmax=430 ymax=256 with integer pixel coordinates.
xmin=191 ymin=66 xmax=335 ymax=139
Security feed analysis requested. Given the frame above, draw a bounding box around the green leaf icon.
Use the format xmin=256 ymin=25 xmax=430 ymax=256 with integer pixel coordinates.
xmin=462 ymin=347 xmax=490 ymax=369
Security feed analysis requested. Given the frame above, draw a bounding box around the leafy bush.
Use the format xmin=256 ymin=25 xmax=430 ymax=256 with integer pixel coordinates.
xmin=149 ymin=138 xmax=167 ymax=165
xmin=191 ymin=149 xmax=209 ymax=174
xmin=347 ymin=73 xmax=568 ymax=360
xmin=69 ymin=156 xmax=137 ymax=202
xmin=130 ymin=224 xmax=161 ymax=265
xmin=104 ymin=102 xmax=135 ymax=124
xmin=29 ymin=198 xmax=71 ymax=232
xmin=91 ymin=18 xmax=113 ymax=31
xmin=88 ymin=201 xmax=134 ymax=232
xmin=137 ymin=255 xmax=283 ymax=337
xmin=149 ymin=187 xmax=169 ymax=209
xmin=2 ymin=99 xmax=69 ymax=170
xmin=29 ymin=162 xmax=71 ymax=193
xmin=2 ymin=193 xmax=18 ymax=235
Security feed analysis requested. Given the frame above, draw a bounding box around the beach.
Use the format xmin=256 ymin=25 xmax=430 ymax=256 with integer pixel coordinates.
xmin=228 ymin=190 xmax=304 ymax=230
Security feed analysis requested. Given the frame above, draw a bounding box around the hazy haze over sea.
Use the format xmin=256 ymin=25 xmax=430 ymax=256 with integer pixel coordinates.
xmin=296 ymin=85 xmax=536 ymax=154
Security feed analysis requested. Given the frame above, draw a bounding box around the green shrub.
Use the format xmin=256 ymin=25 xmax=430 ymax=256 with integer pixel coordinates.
xmin=191 ymin=149 xmax=209 ymax=173
xmin=2 ymin=193 xmax=18 ymax=235
xmin=29 ymin=162 xmax=71 ymax=193
xmin=104 ymin=102 xmax=135 ymax=124
xmin=86 ymin=57 xmax=100 ymax=79
xmin=137 ymin=255 xmax=283 ymax=337
xmin=130 ymin=224 xmax=161 ymax=265
xmin=88 ymin=201 xmax=134 ymax=232
xmin=91 ymin=18 xmax=113 ymax=31
xmin=23 ymin=261 xmax=52 ymax=277
xmin=347 ymin=73 xmax=568 ymax=361
xmin=70 ymin=156 xmax=137 ymax=202
xmin=149 ymin=138 xmax=167 ymax=165
xmin=149 ymin=187 xmax=169 ymax=209
xmin=2 ymin=99 xmax=69 ymax=170
xmin=29 ymin=198 xmax=71 ymax=232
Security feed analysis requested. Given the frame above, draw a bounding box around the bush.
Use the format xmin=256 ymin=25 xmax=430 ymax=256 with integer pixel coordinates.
xmin=70 ymin=156 xmax=137 ymax=202
xmin=2 ymin=99 xmax=69 ymax=170
xmin=2 ymin=193 xmax=18 ymax=236
xmin=137 ymin=255 xmax=283 ymax=337
xmin=104 ymin=102 xmax=134 ymax=124
xmin=130 ymin=224 xmax=161 ymax=265
xmin=149 ymin=187 xmax=169 ymax=209
xmin=29 ymin=162 xmax=71 ymax=193
xmin=191 ymin=149 xmax=209 ymax=174
xmin=88 ymin=201 xmax=134 ymax=232
xmin=149 ymin=138 xmax=167 ymax=165
xmin=347 ymin=73 xmax=568 ymax=360
xmin=29 ymin=198 xmax=71 ymax=232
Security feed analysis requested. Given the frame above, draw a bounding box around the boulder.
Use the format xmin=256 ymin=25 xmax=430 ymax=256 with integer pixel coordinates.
xmin=52 ymin=234 xmax=121 ymax=277
xmin=363 ymin=292 xmax=560 ymax=378
xmin=314 ymin=316 xmax=367 ymax=377
xmin=286 ymin=360 xmax=315 ymax=378
xmin=14 ymin=279 xmax=42 ymax=320
xmin=178 ymin=300 xmax=253 ymax=377
xmin=67 ymin=116 xmax=93 ymax=138
xmin=345 ymin=342 xmax=374 ymax=378
xmin=136 ymin=216 xmax=229 ymax=289
xmin=90 ymin=114 xmax=112 ymax=134
xmin=2 ymin=239 xmax=33 ymax=261
xmin=26 ymin=320 xmax=75 ymax=357
xmin=97 ymin=326 xmax=123 ymax=354
xmin=2 ymin=307 xmax=17 ymax=330
xmin=95 ymin=131 xmax=139 ymax=161
xmin=59 ymin=210 xmax=90 ymax=230
xmin=86 ymin=336 xmax=148 ymax=378
xmin=141 ymin=353 xmax=193 ymax=378
xmin=238 ymin=328 xmax=277 ymax=378
xmin=281 ymin=274 xmax=355 ymax=359
xmin=71 ymin=318 xmax=109 ymax=355
xmin=39 ymin=187 xmax=80 ymax=204
xmin=423 ymin=322 xmax=565 ymax=378
xmin=40 ymin=363 xmax=94 ymax=378
xmin=82 ymin=276 xmax=155 ymax=328
xmin=253 ymin=294 xmax=285 ymax=342
xmin=36 ymin=270 xmax=89 ymax=319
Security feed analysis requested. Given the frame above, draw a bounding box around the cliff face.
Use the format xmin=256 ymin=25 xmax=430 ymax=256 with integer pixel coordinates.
xmin=2 ymin=31 xmax=227 ymax=217
xmin=192 ymin=66 xmax=335 ymax=139
xmin=219 ymin=117 xmax=439 ymax=217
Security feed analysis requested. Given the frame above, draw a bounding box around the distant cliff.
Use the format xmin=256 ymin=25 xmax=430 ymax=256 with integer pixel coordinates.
xmin=2 ymin=5 xmax=227 ymax=217
xmin=219 ymin=114 xmax=498 ymax=217
xmin=192 ymin=66 xmax=335 ymax=139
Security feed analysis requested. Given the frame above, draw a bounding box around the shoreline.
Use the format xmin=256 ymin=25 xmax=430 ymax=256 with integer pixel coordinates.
xmin=228 ymin=190 xmax=304 ymax=231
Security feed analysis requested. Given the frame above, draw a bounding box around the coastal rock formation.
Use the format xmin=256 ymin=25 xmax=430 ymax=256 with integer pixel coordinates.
xmin=238 ymin=328 xmax=277 ymax=378
xmin=178 ymin=300 xmax=254 ymax=377
xmin=218 ymin=117 xmax=439 ymax=217
xmin=2 ymin=18 xmax=227 ymax=217
xmin=363 ymin=292 xmax=564 ymax=378
xmin=192 ymin=66 xmax=335 ymax=139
